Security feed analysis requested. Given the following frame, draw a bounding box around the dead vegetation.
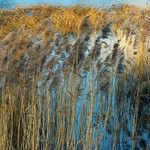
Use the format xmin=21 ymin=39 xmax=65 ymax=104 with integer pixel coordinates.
xmin=0 ymin=4 xmax=150 ymax=150
xmin=0 ymin=4 xmax=150 ymax=39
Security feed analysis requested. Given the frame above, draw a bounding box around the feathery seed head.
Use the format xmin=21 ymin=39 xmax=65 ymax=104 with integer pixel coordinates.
xmin=80 ymin=16 xmax=93 ymax=34
xmin=102 ymin=21 xmax=114 ymax=39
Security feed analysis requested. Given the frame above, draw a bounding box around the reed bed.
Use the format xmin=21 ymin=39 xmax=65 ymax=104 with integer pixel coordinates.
xmin=0 ymin=4 xmax=150 ymax=150
xmin=0 ymin=4 xmax=150 ymax=39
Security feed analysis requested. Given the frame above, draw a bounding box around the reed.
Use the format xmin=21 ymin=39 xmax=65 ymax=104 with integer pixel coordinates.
xmin=0 ymin=4 xmax=150 ymax=150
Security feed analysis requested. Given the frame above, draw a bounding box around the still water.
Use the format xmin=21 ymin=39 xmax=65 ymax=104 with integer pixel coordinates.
xmin=1 ymin=0 xmax=149 ymax=10
xmin=0 ymin=0 xmax=79 ymax=9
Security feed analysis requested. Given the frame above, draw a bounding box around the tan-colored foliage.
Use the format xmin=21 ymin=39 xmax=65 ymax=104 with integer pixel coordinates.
xmin=0 ymin=4 xmax=150 ymax=39
xmin=0 ymin=4 xmax=150 ymax=150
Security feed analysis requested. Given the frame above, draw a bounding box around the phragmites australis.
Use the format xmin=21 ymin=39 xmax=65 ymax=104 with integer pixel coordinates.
xmin=102 ymin=21 xmax=114 ymax=39
xmin=80 ymin=16 xmax=93 ymax=34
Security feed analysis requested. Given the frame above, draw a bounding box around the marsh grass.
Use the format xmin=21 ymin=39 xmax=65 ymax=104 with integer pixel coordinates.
xmin=0 ymin=4 xmax=150 ymax=39
xmin=0 ymin=4 xmax=150 ymax=150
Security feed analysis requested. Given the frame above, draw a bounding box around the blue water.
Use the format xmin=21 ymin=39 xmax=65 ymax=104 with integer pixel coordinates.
xmin=0 ymin=0 xmax=78 ymax=9
xmin=0 ymin=0 xmax=149 ymax=9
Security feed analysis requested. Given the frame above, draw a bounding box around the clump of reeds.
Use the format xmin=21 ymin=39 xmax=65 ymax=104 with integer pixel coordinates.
xmin=0 ymin=4 xmax=150 ymax=150
xmin=0 ymin=4 xmax=150 ymax=39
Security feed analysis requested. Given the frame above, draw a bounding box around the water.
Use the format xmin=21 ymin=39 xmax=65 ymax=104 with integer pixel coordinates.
xmin=0 ymin=0 xmax=78 ymax=9
xmin=0 ymin=0 xmax=149 ymax=9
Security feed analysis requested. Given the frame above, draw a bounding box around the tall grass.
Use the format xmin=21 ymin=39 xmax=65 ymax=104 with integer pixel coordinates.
xmin=0 ymin=4 xmax=150 ymax=39
xmin=0 ymin=4 xmax=150 ymax=150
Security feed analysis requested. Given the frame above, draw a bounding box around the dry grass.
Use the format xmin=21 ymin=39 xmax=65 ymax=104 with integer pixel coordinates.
xmin=0 ymin=4 xmax=150 ymax=39
xmin=0 ymin=4 xmax=150 ymax=150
